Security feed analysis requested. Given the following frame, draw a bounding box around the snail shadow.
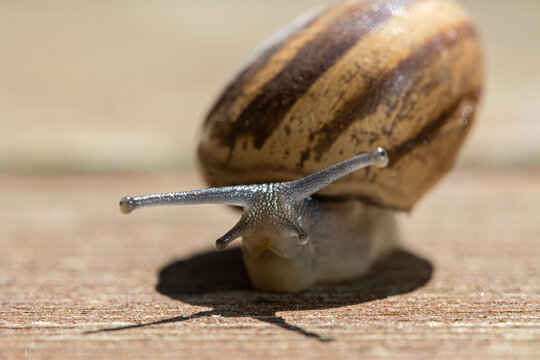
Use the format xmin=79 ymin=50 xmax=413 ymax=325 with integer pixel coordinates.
xmin=87 ymin=247 xmax=432 ymax=341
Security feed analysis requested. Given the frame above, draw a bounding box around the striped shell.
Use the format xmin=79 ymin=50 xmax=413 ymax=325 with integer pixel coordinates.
xmin=198 ymin=0 xmax=484 ymax=211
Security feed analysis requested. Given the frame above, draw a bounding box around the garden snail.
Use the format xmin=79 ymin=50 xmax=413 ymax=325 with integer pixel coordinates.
xmin=120 ymin=0 xmax=483 ymax=292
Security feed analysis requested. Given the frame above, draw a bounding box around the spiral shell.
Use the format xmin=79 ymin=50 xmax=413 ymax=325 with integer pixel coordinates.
xmin=198 ymin=0 xmax=484 ymax=210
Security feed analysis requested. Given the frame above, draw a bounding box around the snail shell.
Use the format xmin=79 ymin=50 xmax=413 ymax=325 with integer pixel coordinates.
xmin=199 ymin=0 xmax=484 ymax=211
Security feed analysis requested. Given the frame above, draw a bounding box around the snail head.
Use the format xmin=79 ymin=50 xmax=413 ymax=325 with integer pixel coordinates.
xmin=119 ymin=148 xmax=389 ymax=258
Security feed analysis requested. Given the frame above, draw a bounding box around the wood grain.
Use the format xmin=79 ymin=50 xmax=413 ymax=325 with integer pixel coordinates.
xmin=0 ymin=170 xmax=538 ymax=359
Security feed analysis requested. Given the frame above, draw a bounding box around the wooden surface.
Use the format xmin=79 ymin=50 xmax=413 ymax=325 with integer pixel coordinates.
xmin=1 ymin=169 xmax=539 ymax=359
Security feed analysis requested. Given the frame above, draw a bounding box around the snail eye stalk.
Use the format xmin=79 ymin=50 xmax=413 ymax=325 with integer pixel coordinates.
xmin=285 ymin=148 xmax=389 ymax=201
xmin=119 ymin=185 xmax=261 ymax=213
xmin=215 ymin=217 xmax=249 ymax=250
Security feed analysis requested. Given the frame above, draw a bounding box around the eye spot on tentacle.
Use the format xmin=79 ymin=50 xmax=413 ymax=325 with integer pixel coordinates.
xmin=119 ymin=196 xmax=135 ymax=214
xmin=297 ymin=233 xmax=310 ymax=245
xmin=371 ymin=147 xmax=389 ymax=167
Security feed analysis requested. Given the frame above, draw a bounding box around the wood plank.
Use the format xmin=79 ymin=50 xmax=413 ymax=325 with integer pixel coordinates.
xmin=0 ymin=170 xmax=538 ymax=359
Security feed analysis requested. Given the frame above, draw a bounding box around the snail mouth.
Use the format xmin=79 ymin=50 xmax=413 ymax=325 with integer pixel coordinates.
xmin=266 ymin=248 xmax=288 ymax=259
xmin=242 ymin=237 xmax=269 ymax=258
xmin=242 ymin=236 xmax=293 ymax=259
xmin=243 ymin=247 xmax=300 ymax=262
xmin=245 ymin=249 xmax=289 ymax=261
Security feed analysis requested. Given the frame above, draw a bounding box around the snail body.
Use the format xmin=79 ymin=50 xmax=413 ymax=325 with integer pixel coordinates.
xmin=120 ymin=0 xmax=483 ymax=292
xmin=240 ymin=196 xmax=398 ymax=292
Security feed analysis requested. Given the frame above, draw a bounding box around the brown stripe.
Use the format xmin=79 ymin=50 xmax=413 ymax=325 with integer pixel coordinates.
xmin=204 ymin=41 xmax=285 ymax=126
xmin=203 ymin=13 xmax=322 ymax=128
xmin=298 ymin=22 xmax=478 ymax=167
xmin=203 ymin=5 xmax=339 ymax=127
xmin=215 ymin=0 xmax=419 ymax=151
xmin=386 ymin=87 xmax=481 ymax=167
xmin=204 ymin=3 xmax=358 ymax=130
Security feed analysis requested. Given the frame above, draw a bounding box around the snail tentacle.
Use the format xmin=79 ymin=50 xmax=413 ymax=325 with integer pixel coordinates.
xmin=276 ymin=214 xmax=309 ymax=244
xmin=119 ymin=185 xmax=261 ymax=214
xmin=215 ymin=216 xmax=249 ymax=249
xmin=285 ymin=148 xmax=389 ymax=202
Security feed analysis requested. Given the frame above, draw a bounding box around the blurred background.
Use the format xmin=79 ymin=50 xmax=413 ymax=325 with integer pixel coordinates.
xmin=1 ymin=0 xmax=539 ymax=174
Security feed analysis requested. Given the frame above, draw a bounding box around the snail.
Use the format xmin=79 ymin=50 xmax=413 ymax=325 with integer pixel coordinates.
xmin=120 ymin=0 xmax=483 ymax=292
